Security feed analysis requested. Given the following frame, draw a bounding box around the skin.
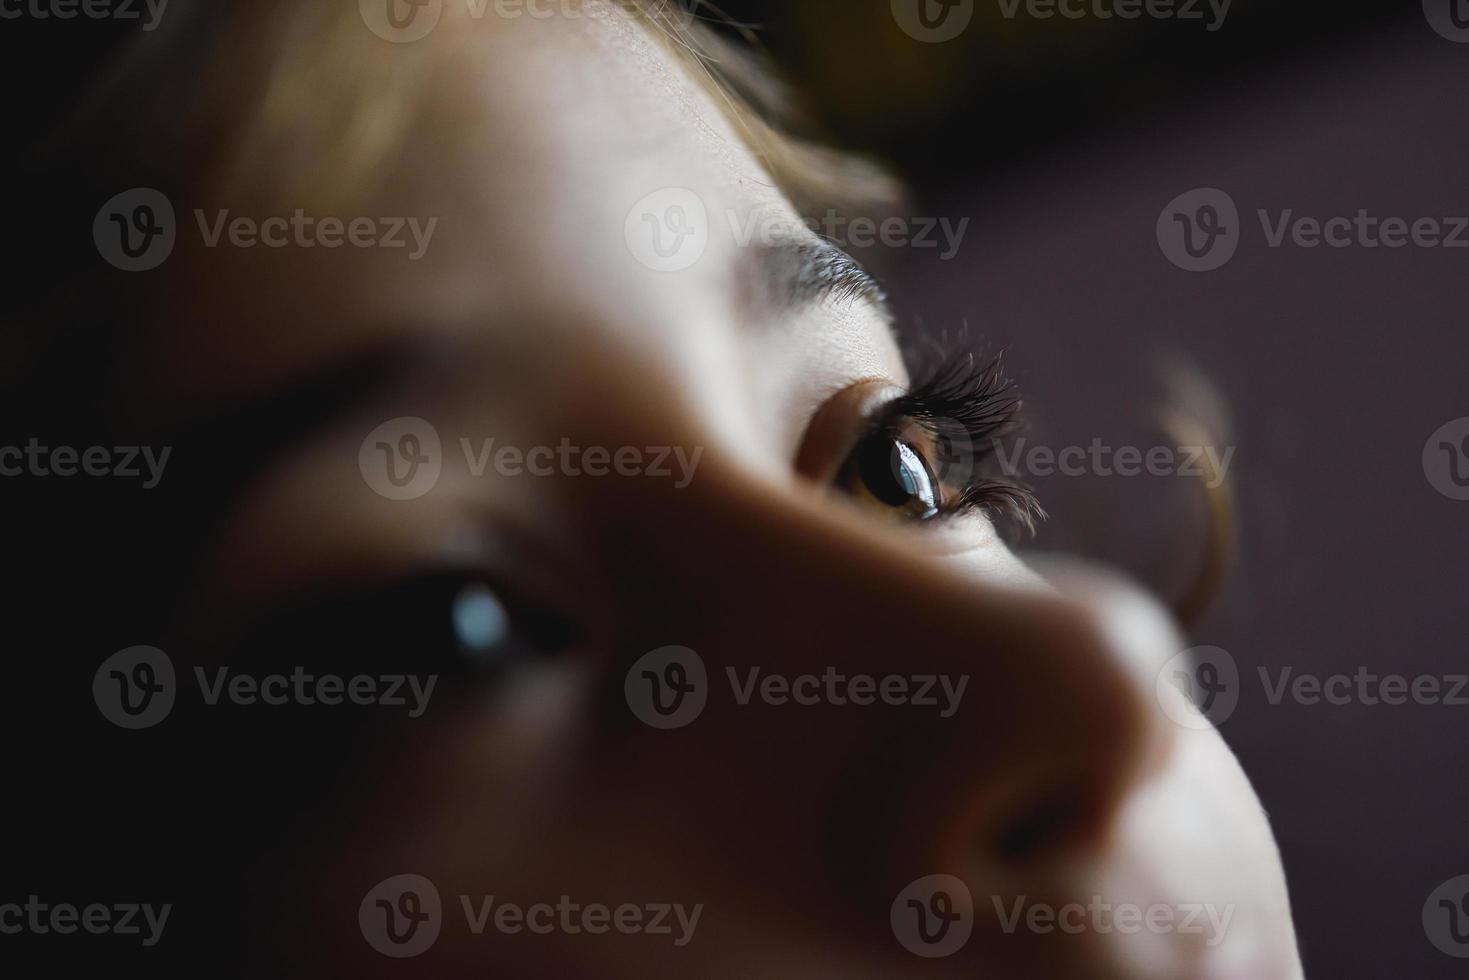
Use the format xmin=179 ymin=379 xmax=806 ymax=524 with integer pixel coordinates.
xmin=100 ymin=3 xmax=1302 ymax=976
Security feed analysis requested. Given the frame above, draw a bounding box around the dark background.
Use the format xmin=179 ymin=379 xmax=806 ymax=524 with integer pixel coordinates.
xmin=716 ymin=2 xmax=1469 ymax=977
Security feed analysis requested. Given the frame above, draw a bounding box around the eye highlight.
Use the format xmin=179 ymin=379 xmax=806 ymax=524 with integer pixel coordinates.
xmin=832 ymin=352 xmax=1046 ymax=534
xmin=836 ymin=427 xmax=941 ymax=521
xmin=450 ymin=582 xmax=513 ymax=663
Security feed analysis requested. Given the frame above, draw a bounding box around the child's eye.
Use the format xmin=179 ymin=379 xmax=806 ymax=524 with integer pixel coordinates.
xmin=237 ymin=571 xmax=577 ymax=681
xmin=835 ymin=427 xmax=943 ymax=521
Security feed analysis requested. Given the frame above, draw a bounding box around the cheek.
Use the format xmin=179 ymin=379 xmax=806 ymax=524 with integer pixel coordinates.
xmin=933 ymin=521 xmax=1052 ymax=592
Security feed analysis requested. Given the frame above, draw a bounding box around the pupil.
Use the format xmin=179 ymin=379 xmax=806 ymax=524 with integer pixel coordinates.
xmin=856 ymin=433 xmax=938 ymax=516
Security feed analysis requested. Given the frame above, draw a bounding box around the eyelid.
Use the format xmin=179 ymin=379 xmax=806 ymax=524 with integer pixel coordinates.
xmin=794 ymin=376 xmax=905 ymax=485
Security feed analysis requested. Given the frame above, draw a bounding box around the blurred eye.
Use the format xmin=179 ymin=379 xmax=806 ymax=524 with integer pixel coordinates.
xmin=835 ymin=428 xmax=942 ymax=521
xmin=240 ymin=571 xmax=576 ymax=680
xmin=391 ymin=572 xmax=578 ymax=674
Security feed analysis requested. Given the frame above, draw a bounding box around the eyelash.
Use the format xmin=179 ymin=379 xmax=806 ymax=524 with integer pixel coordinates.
xmin=874 ymin=350 xmax=1046 ymax=535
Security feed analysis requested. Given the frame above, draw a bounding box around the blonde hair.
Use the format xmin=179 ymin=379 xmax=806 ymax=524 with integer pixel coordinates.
xmin=56 ymin=1 xmax=899 ymax=217
xmin=5 ymin=1 xmax=900 ymax=389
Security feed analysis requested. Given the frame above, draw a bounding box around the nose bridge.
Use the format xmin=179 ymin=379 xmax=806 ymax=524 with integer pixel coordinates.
xmin=598 ymin=457 xmax=1168 ymax=882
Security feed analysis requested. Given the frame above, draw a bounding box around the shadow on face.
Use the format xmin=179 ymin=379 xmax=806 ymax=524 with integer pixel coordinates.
xmin=3 ymin=2 xmax=1300 ymax=977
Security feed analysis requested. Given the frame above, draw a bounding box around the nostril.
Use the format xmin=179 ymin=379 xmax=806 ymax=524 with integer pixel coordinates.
xmin=995 ymin=787 xmax=1095 ymax=864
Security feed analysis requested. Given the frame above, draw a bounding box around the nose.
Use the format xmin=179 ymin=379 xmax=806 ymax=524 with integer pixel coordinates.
xmin=589 ymin=454 xmax=1172 ymax=895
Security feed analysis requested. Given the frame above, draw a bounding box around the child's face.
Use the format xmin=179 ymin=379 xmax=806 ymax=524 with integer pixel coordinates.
xmin=136 ymin=5 xmax=1300 ymax=976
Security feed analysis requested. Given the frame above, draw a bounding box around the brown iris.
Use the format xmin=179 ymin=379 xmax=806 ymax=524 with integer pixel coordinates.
xmin=836 ymin=428 xmax=942 ymax=521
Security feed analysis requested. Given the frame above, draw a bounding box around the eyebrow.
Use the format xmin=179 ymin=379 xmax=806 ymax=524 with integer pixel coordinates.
xmin=137 ymin=340 xmax=421 ymax=521
xmin=139 ymin=241 xmax=894 ymax=514
xmin=747 ymin=237 xmax=893 ymax=324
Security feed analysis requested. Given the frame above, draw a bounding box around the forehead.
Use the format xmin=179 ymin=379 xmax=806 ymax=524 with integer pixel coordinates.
xmin=141 ymin=4 xmax=827 ymax=409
